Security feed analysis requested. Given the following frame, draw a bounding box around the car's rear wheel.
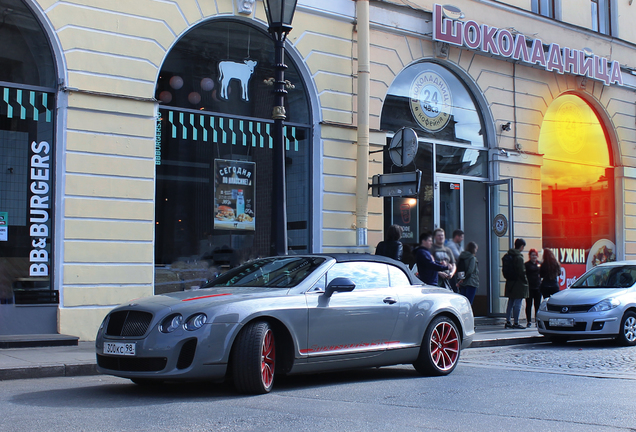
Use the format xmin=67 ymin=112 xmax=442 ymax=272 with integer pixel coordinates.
xmin=616 ymin=311 xmax=636 ymax=346
xmin=413 ymin=316 xmax=460 ymax=376
xmin=232 ymin=320 xmax=276 ymax=394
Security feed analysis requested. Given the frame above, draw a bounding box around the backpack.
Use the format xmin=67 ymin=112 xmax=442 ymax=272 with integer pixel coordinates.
xmin=502 ymin=252 xmax=516 ymax=280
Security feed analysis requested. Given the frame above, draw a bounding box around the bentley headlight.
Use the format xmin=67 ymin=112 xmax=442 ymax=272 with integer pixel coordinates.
xmin=589 ymin=298 xmax=621 ymax=312
xmin=160 ymin=314 xmax=183 ymax=333
xmin=184 ymin=313 xmax=207 ymax=331
xmin=538 ymin=299 xmax=548 ymax=311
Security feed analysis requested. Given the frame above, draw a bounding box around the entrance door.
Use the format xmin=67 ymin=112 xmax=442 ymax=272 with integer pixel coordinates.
xmin=435 ymin=177 xmax=489 ymax=315
xmin=487 ymin=179 xmax=514 ymax=315
xmin=435 ymin=177 xmax=462 ymax=235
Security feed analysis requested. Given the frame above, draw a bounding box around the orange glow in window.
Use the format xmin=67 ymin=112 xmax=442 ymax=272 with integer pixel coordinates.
xmin=539 ymin=94 xmax=614 ymax=285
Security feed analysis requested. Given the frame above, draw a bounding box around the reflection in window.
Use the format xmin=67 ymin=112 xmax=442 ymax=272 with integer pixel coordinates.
xmin=436 ymin=145 xmax=487 ymax=177
xmin=591 ymin=0 xmax=611 ymax=35
xmin=532 ymin=0 xmax=556 ymax=18
xmin=154 ymin=20 xmax=312 ymax=293
xmin=0 ymin=0 xmax=56 ymax=88
xmin=539 ymin=94 xmax=614 ymax=280
xmin=327 ymin=262 xmax=389 ymax=290
xmin=381 ymin=62 xmax=485 ymax=147
xmin=388 ymin=265 xmax=411 ymax=286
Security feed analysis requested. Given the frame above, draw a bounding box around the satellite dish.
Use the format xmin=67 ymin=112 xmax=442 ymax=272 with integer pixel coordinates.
xmin=388 ymin=128 xmax=418 ymax=167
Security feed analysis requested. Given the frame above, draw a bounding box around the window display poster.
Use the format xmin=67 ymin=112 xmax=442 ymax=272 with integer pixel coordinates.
xmin=0 ymin=212 xmax=7 ymax=241
xmin=391 ymin=198 xmax=418 ymax=242
xmin=214 ymin=159 xmax=255 ymax=231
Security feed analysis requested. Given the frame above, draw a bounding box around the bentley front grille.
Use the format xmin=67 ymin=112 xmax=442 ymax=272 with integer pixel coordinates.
xmin=106 ymin=311 xmax=153 ymax=337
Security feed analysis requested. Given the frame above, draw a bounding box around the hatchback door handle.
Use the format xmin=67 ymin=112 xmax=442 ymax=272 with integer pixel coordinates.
xmin=383 ymin=297 xmax=397 ymax=304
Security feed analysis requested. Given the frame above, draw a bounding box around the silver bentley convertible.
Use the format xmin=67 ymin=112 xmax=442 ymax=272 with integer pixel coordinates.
xmin=96 ymin=254 xmax=475 ymax=394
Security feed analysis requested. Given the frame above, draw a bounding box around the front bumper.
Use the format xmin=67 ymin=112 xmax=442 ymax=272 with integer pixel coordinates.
xmin=536 ymin=308 xmax=622 ymax=338
xmin=95 ymin=322 xmax=239 ymax=381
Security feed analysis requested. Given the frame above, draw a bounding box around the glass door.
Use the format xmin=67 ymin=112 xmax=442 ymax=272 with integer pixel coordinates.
xmin=487 ymin=179 xmax=514 ymax=315
xmin=435 ymin=176 xmax=463 ymax=236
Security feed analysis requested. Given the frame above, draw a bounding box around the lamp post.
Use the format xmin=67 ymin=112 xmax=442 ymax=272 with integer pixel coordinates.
xmin=264 ymin=0 xmax=298 ymax=256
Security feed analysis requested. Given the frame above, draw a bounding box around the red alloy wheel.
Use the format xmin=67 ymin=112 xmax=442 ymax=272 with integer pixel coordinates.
xmin=429 ymin=321 xmax=459 ymax=371
xmin=261 ymin=328 xmax=275 ymax=388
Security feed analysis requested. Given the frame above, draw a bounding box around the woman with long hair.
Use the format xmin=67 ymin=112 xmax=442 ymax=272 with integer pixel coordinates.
xmin=525 ymin=248 xmax=541 ymax=327
xmin=540 ymin=248 xmax=561 ymax=298
xmin=375 ymin=224 xmax=404 ymax=261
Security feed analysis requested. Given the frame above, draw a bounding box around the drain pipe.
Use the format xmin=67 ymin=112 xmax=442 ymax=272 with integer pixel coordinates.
xmin=356 ymin=0 xmax=370 ymax=248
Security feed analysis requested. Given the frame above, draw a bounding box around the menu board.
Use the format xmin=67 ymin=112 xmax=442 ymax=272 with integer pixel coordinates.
xmin=214 ymin=159 xmax=255 ymax=231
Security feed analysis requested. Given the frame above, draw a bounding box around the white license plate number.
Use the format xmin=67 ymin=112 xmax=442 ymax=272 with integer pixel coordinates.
xmin=549 ymin=318 xmax=575 ymax=327
xmin=103 ymin=342 xmax=136 ymax=356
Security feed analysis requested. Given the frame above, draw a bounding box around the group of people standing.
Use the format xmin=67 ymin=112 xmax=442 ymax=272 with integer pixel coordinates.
xmin=375 ymin=226 xmax=480 ymax=305
xmin=503 ymin=238 xmax=561 ymax=329
xmin=375 ymin=227 xmax=562 ymax=322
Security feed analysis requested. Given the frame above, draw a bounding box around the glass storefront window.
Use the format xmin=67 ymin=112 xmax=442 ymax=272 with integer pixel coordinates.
xmin=155 ymin=20 xmax=309 ymax=125
xmin=154 ymin=20 xmax=312 ymax=294
xmin=0 ymin=1 xmax=56 ymax=306
xmin=380 ymin=62 xmax=487 ymax=250
xmin=539 ymin=94 xmax=614 ymax=288
xmin=0 ymin=87 xmax=55 ymax=304
xmin=381 ymin=62 xmax=485 ymax=147
xmin=436 ymin=144 xmax=487 ymax=177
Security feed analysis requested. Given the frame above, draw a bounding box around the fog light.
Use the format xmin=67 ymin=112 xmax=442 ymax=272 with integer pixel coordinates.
xmin=591 ymin=321 xmax=605 ymax=331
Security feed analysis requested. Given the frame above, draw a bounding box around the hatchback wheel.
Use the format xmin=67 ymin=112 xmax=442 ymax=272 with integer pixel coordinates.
xmin=616 ymin=311 xmax=636 ymax=346
xmin=413 ymin=316 xmax=460 ymax=376
xmin=232 ymin=321 xmax=276 ymax=394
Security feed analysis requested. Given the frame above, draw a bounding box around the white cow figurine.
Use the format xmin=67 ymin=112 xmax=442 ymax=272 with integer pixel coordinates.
xmin=218 ymin=60 xmax=258 ymax=101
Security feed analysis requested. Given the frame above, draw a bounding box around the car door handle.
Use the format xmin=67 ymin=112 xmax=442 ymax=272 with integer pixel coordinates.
xmin=383 ymin=297 xmax=397 ymax=304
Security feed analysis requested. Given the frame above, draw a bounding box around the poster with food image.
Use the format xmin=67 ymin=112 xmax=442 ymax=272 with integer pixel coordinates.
xmin=214 ymin=159 xmax=255 ymax=231
xmin=586 ymin=239 xmax=616 ymax=271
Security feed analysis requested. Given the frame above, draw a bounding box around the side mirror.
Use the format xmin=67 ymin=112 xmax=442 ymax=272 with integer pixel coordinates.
xmin=325 ymin=277 xmax=356 ymax=297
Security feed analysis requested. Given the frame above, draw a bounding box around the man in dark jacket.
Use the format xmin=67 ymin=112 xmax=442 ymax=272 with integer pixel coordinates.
xmin=415 ymin=232 xmax=449 ymax=286
xmin=504 ymin=238 xmax=529 ymax=329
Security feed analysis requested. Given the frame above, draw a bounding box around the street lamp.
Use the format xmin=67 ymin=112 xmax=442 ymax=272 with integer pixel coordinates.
xmin=263 ymin=0 xmax=298 ymax=256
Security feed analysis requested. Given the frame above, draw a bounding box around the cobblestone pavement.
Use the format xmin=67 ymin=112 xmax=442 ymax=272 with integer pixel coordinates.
xmin=461 ymin=339 xmax=636 ymax=380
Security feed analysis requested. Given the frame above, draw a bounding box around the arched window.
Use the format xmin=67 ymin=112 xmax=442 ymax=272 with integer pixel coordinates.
xmin=154 ymin=20 xmax=312 ymax=292
xmin=380 ymin=61 xmax=487 ymax=242
xmin=539 ymin=94 xmax=614 ymax=284
xmin=0 ymin=0 xmax=57 ymax=306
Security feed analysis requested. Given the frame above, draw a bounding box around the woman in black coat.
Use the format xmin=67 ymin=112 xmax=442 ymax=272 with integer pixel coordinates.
xmin=375 ymin=225 xmax=403 ymax=261
xmin=540 ymin=248 xmax=561 ymax=298
xmin=525 ymin=248 xmax=541 ymax=327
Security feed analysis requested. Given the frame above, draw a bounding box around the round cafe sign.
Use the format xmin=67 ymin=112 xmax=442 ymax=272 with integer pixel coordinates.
xmin=409 ymin=71 xmax=452 ymax=133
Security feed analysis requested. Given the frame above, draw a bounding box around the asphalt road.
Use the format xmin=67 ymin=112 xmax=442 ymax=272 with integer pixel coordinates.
xmin=2 ymin=340 xmax=635 ymax=432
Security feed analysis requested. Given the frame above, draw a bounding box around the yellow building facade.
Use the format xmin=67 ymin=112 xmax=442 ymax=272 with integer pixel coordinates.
xmin=0 ymin=0 xmax=635 ymax=339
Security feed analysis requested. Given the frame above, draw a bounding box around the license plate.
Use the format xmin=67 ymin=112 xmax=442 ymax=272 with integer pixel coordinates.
xmin=103 ymin=342 xmax=136 ymax=356
xmin=549 ymin=318 xmax=575 ymax=327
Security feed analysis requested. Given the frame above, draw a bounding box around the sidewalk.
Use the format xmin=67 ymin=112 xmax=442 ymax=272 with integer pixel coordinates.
xmin=0 ymin=317 xmax=546 ymax=381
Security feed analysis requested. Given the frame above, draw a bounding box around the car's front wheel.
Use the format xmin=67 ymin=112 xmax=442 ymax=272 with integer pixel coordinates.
xmin=232 ymin=320 xmax=276 ymax=394
xmin=413 ymin=316 xmax=460 ymax=376
xmin=616 ymin=311 xmax=636 ymax=346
